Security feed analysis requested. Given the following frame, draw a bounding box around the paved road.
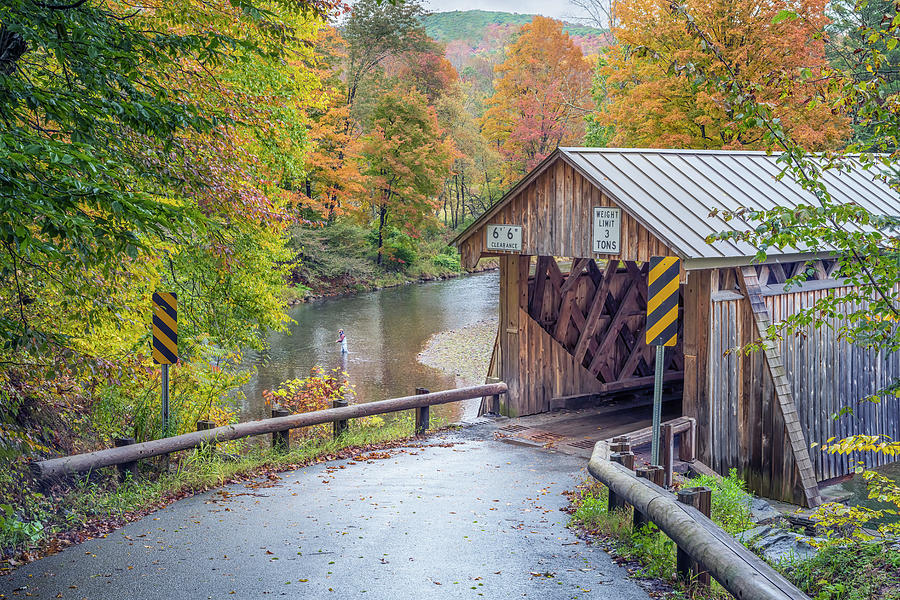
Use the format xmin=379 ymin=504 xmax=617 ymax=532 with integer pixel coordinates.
xmin=0 ymin=426 xmax=650 ymax=600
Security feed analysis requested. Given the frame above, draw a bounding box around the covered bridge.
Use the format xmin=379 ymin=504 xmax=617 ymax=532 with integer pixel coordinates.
xmin=453 ymin=147 xmax=900 ymax=507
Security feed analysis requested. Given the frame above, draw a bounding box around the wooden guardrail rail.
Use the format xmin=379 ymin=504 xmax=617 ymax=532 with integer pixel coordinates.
xmin=588 ymin=442 xmax=810 ymax=600
xmin=32 ymin=382 xmax=508 ymax=484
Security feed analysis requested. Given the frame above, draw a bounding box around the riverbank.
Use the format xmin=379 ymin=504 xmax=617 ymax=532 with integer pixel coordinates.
xmin=284 ymin=220 xmax=498 ymax=305
xmin=417 ymin=319 xmax=496 ymax=387
xmin=285 ymin=260 xmax=498 ymax=305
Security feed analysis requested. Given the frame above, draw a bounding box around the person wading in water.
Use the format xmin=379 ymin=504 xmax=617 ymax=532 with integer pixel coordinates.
xmin=336 ymin=329 xmax=348 ymax=354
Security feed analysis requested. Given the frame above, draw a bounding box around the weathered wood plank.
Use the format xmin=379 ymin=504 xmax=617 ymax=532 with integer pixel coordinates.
xmin=739 ymin=266 xmax=821 ymax=508
xmin=573 ymin=260 xmax=619 ymax=364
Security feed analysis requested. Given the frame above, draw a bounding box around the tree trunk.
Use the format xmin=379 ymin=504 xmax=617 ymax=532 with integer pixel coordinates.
xmin=376 ymin=205 xmax=387 ymax=266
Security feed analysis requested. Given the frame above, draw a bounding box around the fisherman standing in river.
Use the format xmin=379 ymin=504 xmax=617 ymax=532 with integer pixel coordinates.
xmin=336 ymin=328 xmax=348 ymax=354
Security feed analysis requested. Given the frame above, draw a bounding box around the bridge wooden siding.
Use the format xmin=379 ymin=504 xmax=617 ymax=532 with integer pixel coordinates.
xmin=458 ymin=159 xmax=673 ymax=270
xmin=455 ymin=148 xmax=900 ymax=507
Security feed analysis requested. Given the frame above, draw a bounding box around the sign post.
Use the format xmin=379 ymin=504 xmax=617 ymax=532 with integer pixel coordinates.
xmin=646 ymin=257 xmax=680 ymax=466
xmin=152 ymin=292 xmax=178 ymax=437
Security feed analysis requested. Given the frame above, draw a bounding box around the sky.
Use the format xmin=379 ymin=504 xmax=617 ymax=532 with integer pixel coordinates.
xmin=420 ymin=0 xmax=592 ymax=23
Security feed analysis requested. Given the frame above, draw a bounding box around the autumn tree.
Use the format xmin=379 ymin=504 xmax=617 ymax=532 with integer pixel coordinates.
xmin=482 ymin=17 xmax=594 ymax=182
xmin=301 ymin=27 xmax=365 ymax=221
xmin=598 ymin=0 xmax=847 ymax=149
xmin=341 ymin=0 xmax=429 ymax=113
xmin=827 ymin=0 xmax=900 ymax=149
xmin=0 ymin=0 xmax=335 ymax=454
xmin=357 ymin=88 xmax=453 ymax=264
xmin=435 ymin=85 xmax=503 ymax=228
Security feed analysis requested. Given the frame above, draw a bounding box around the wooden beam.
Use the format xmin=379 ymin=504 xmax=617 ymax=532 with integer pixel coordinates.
xmin=529 ymin=256 xmax=551 ymax=321
xmin=596 ymin=371 xmax=684 ymax=394
xmin=588 ymin=268 xmax=642 ymax=376
xmin=545 ymin=257 xmax=565 ymax=324
xmin=768 ymin=263 xmax=787 ymax=284
xmin=573 ymin=260 xmax=618 ymax=364
xmin=554 ymin=263 xmax=588 ymax=341
xmin=739 ymin=266 xmax=822 ymax=508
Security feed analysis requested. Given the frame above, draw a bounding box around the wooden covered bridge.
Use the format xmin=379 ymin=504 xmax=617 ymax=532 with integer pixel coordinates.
xmin=453 ymin=148 xmax=900 ymax=507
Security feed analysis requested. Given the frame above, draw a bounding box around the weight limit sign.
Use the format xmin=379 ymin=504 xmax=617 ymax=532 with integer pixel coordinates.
xmin=646 ymin=256 xmax=680 ymax=347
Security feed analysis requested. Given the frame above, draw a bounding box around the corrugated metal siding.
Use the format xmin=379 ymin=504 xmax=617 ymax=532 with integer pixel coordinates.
xmin=709 ymin=286 xmax=900 ymax=484
xmin=561 ymin=148 xmax=898 ymax=264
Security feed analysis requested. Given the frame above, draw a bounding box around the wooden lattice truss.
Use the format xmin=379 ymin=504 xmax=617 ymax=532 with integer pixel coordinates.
xmin=717 ymin=259 xmax=841 ymax=293
xmin=526 ymin=257 xmax=684 ymax=393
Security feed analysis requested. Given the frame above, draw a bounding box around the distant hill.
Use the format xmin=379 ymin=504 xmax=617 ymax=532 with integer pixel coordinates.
xmin=422 ymin=10 xmax=609 ymax=95
xmin=423 ymin=10 xmax=607 ymax=46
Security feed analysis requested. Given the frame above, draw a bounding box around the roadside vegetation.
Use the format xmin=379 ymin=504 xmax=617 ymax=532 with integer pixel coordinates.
xmin=567 ymin=470 xmax=754 ymax=598
xmin=567 ymin=469 xmax=900 ymax=600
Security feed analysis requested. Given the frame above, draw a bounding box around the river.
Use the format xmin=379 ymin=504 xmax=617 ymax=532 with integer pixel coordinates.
xmin=238 ymin=271 xmax=499 ymax=422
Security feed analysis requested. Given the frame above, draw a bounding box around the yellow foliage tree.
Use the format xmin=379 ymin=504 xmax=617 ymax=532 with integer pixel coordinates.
xmin=598 ymin=0 xmax=848 ymax=149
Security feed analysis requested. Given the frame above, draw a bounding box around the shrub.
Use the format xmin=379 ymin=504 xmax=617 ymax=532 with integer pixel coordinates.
xmin=432 ymin=251 xmax=460 ymax=271
xmin=262 ymin=367 xmax=354 ymax=441
xmin=785 ymin=542 xmax=900 ymax=600
xmin=682 ymin=468 xmax=754 ymax=534
xmin=378 ymin=228 xmax=418 ymax=271
xmin=0 ymin=504 xmax=43 ymax=550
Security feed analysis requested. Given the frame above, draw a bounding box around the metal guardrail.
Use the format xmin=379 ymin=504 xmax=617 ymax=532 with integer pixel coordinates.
xmin=32 ymin=382 xmax=508 ymax=484
xmin=588 ymin=443 xmax=810 ymax=600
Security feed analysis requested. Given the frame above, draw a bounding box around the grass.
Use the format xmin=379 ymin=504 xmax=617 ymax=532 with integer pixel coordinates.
xmin=682 ymin=468 xmax=754 ymax=535
xmin=784 ymin=543 xmax=900 ymax=600
xmin=1 ymin=412 xmax=447 ymax=565
xmin=568 ymin=471 xmax=900 ymax=600
xmin=566 ymin=471 xmax=757 ymax=599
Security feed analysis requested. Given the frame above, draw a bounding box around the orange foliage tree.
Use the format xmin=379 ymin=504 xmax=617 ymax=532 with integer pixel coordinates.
xmin=598 ymin=0 xmax=847 ymax=149
xmin=482 ymin=17 xmax=594 ymax=182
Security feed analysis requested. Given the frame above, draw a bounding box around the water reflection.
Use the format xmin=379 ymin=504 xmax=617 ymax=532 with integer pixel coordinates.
xmin=239 ymin=272 xmax=499 ymax=422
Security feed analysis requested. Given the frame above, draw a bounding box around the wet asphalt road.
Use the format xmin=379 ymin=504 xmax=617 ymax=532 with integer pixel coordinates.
xmin=0 ymin=426 xmax=650 ymax=600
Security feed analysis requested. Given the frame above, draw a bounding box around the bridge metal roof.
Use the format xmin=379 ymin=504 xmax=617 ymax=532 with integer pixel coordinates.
xmin=455 ymin=147 xmax=899 ymax=270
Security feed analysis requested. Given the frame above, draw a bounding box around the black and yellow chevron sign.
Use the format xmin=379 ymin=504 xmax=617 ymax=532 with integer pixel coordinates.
xmin=152 ymin=292 xmax=178 ymax=365
xmin=646 ymin=256 xmax=680 ymax=347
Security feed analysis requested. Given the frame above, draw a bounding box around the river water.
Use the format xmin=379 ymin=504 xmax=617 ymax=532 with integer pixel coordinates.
xmin=238 ymin=271 xmax=499 ymax=422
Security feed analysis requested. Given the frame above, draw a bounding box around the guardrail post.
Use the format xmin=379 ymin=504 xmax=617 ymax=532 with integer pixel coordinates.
xmin=486 ymin=377 xmax=501 ymax=414
xmin=415 ymin=388 xmax=430 ymax=435
xmin=676 ymin=486 xmax=712 ymax=587
xmin=633 ymin=467 xmax=652 ymax=529
xmin=661 ymin=422 xmax=675 ymax=487
xmin=610 ymin=439 xmax=631 ymax=453
xmin=608 ymin=452 xmax=633 ymax=512
xmin=333 ymin=397 xmax=349 ymax=439
xmin=196 ymin=420 xmax=217 ymax=457
xmin=271 ymin=408 xmax=290 ymax=452
xmin=114 ymin=437 xmax=138 ymax=482
xmin=679 ymin=417 xmax=696 ymax=462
